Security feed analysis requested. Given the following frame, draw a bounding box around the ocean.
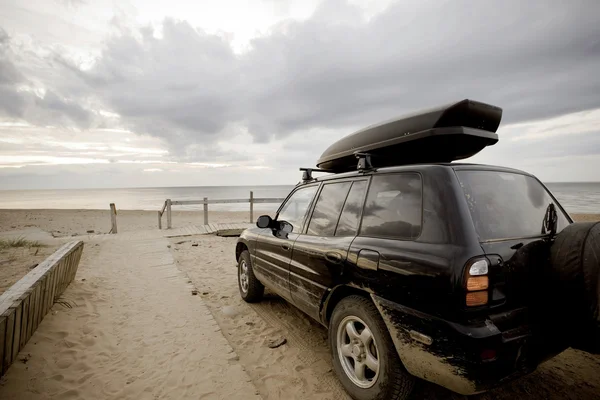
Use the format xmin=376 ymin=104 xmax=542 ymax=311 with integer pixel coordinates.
xmin=0 ymin=183 xmax=598 ymax=214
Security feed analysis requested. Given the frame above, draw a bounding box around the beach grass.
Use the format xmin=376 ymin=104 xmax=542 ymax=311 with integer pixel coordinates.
xmin=0 ymin=237 xmax=43 ymax=250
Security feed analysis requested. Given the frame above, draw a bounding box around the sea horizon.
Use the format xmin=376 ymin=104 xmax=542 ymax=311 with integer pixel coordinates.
xmin=0 ymin=182 xmax=599 ymax=214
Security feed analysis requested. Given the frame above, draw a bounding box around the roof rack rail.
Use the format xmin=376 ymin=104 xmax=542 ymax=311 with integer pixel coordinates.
xmin=299 ymin=168 xmax=334 ymax=183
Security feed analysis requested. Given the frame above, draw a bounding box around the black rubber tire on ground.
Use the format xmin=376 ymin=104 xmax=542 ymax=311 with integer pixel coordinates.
xmin=549 ymin=222 xmax=600 ymax=353
xmin=238 ymin=250 xmax=264 ymax=303
xmin=329 ymin=295 xmax=415 ymax=400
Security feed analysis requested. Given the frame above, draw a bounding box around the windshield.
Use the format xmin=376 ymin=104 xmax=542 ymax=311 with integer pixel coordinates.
xmin=455 ymin=170 xmax=570 ymax=241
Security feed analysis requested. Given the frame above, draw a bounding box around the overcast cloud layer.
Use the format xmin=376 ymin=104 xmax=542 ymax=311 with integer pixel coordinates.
xmin=1 ymin=0 xmax=600 ymax=188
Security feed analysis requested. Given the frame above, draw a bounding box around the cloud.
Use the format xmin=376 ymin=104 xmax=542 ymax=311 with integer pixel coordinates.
xmin=55 ymin=0 xmax=88 ymax=6
xmin=1 ymin=0 xmax=600 ymax=181
xmin=76 ymin=1 xmax=600 ymax=147
xmin=0 ymin=27 xmax=97 ymax=128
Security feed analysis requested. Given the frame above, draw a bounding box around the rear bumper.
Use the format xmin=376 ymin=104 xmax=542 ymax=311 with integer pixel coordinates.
xmin=371 ymin=295 xmax=567 ymax=395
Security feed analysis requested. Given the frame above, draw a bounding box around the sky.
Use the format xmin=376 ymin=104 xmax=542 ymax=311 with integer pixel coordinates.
xmin=0 ymin=0 xmax=599 ymax=190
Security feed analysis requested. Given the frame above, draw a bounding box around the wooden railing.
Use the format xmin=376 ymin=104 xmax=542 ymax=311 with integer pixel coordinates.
xmin=0 ymin=241 xmax=84 ymax=377
xmin=158 ymin=191 xmax=285 ymax=229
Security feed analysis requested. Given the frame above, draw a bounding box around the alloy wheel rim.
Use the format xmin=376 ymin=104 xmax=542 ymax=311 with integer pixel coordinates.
xmin=239 ymin=260 xmax=249 ymax=293
xmin=336 ymin=315 xmax=380 ymax=388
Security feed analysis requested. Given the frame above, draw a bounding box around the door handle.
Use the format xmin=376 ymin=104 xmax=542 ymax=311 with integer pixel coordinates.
xmin=325 ymin=252 xmax=343 ymax=264
xmin=281 ymin=244 xmax=291 ymax=251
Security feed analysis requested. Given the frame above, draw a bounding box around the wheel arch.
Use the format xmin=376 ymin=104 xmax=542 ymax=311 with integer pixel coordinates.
xmin=235 ymin=241 xmax=248 ymax=262
xmin=320 ymin=284 xmax=373 ymax=325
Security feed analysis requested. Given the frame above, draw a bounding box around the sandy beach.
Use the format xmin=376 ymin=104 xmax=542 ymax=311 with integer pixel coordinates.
xmin=0 ymin=210 xmax=599 ymax=399
xmin=0 ymin=209 xmax=256 ymax=237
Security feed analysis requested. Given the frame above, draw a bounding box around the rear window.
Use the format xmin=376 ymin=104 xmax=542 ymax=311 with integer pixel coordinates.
xmin=455 ymin=170 xmax=570 ymax=241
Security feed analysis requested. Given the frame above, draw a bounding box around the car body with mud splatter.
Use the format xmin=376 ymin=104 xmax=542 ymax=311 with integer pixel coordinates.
xmin=234 ymin=100 xmax=600 ymax=400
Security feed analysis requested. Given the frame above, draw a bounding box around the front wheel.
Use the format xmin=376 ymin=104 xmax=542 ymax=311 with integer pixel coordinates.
xmin=329 ymin=295 xmax=415 ymax=400
xmin=238 ymin=250 xmax=264 ymax=302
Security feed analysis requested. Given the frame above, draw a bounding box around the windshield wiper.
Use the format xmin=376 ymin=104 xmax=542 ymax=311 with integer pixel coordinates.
xmin=541 ymin=203 xmax=558 ymax=237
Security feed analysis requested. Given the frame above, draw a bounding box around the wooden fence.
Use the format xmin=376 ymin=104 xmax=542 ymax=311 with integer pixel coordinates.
xmin=0 ymin=241 xmax=84 ymax=377
xmin=158 ymin=191 xmax=285 ymax=229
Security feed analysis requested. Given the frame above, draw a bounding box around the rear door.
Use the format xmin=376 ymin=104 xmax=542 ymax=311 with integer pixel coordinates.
xmin=252 ymin=184 xmax=319 ymax=302
xmin=348 ymin=173 xmax=429 ymax=309
xmin=289 ymin=179 xmax=369 ymax=320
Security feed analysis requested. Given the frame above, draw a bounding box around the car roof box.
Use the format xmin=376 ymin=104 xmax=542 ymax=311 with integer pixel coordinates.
xmin=316 ymin=99 xmax=502 ymax=172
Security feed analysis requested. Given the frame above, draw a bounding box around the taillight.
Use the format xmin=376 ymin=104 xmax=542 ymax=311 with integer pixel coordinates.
xmin=465 ymin=258 xmax=489 ymax=307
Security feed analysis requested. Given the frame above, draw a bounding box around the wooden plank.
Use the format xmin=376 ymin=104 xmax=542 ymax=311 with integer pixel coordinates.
xmin=110 ymin=203 xmax=118 ymax=234
xmin=19 ymin=296 xmax=29 ymax=349
xmin=66 ymin=250 xmax=76 ymax=284
xmin=251 ymin=198 xmax=286 ymax=204
xmin=166 ymin=199 xmax=172 ymax=229
xmin=203 ymin=198 xmax=209 ymax=225
xmin=32 ymin=284 xmax=42 ymax=332
xmin=73 ymin=245 xmax=83 ymax=279
xmin=44 ymin=270 xmax=52 ymax=315
xmin=172 ymin=199 xmax=250 ymax=205
xmin=26 ymin=285 xmax=36 ymax=343
xmin=216 ymin=228 xmax=245 ymax=237
xmin=48 ymin=266 xmax=58 ymax=307
xmin=0 ymin=316 xmax=6 ymax=376
xmin=61 ymin=256 xmax=68 ymax=295
xmin=64 ymin=252 xmax=74 ymax=287
xmin=2 ymin=308 xmax=15 ymax=373
xmin=39 ymin=274 xmax=48 ymax=320
xmin=11 ymin=303 xmax=22 ymax=362
xmin=171 ymin=200 xmax=205 ymax=205
xmin=57 ymin=257 xmax=66 ymax=298
xmin=249 ymin=191 xmax=254 ymax=224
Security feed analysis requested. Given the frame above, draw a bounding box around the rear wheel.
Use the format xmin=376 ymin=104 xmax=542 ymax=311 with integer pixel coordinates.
xmin=238 ymin=250 xmax=264 ymax=303
xmin=329 ymin=295 xmax=415 ymax=400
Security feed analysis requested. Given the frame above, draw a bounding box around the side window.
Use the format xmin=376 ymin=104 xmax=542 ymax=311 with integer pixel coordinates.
xmin=335 ymin=180 xmax=368 ymax=237
xmin=277 ymin=185 xmax=319 ymax=233
xmin=306 ymin=182 xmax=352 ymax=236
xmin=360 ymin=174 xmax=422 ymax=239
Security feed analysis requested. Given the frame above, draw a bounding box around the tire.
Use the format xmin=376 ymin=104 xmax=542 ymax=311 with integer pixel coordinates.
xmin=549 ymin=222 xmax=600 ymax=353
xmin=238 ymin=250 xmax=264 ymax=303
xmin=329 ymin=295 xmax=415 ymax=400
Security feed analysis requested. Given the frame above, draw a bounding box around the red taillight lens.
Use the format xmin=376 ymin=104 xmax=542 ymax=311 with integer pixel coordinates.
xmin=481 ymin=348 xmax=497 ymax=361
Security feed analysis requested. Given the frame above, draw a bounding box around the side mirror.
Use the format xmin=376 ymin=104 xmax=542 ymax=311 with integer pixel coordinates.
xmin=256 ymin=215 xmax=273 ymax=229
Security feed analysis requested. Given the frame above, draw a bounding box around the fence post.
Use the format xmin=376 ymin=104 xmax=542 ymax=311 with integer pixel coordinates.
xmin=166 ymin=199 xmax=172 ymax=229
xmin=110 ymin=203 xmax=117 ymax=234
xmin=158 ymin=211 xmax=162 ymax=230
xmin=203 ymin=197 xmax=209 ymax=225
xmin=250 ymin=191 xmax=254 ymax=223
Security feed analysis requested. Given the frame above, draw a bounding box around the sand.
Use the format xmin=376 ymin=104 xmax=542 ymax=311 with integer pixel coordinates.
xmin=169 ymin=234 xmax=600 ymax=400
xmin=0 ymin=210 xmax=599 ymax=399
xmin=0 ymin=232 xmax=260 ymax=400
xmin=0 ymin=209 xmax=254 ymax=237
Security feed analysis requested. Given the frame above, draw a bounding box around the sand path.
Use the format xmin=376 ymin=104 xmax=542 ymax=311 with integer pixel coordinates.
xmin=0 ymin=234 xmax=260 ymax=400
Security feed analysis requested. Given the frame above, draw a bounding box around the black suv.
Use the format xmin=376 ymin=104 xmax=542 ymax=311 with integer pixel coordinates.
xmin=234 ymin=100 xmax=599 ymax=400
